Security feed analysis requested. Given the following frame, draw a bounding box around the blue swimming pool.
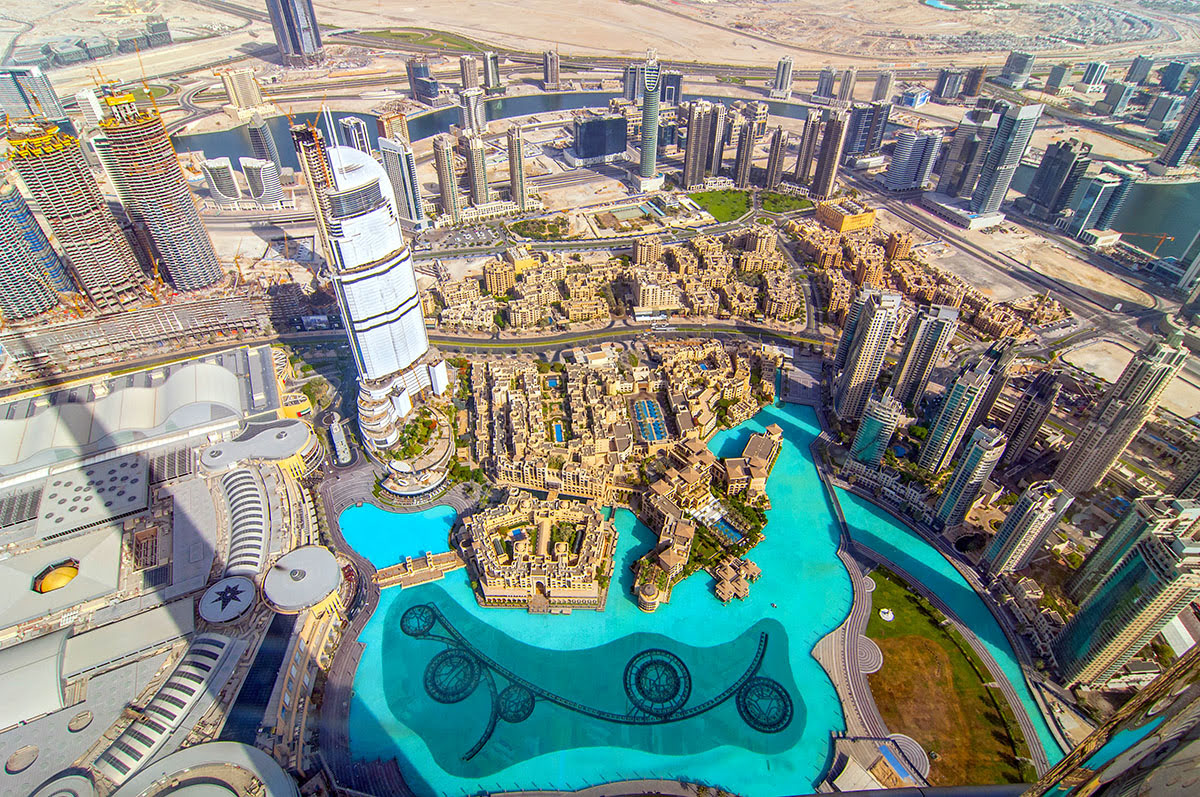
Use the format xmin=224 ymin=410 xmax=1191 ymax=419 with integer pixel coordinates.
xmin=341 ymin=403 xmax=1061 ymax=795
xmin=553 ymin=422 xmax=565 ymax=443
xmin=547 ymin=376 xmax=560 ymax=388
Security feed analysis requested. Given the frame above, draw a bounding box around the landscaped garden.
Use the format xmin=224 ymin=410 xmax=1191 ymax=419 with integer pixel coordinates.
xmin=760 ymin=192 xmax=814 ymax=214
xmin=688 ymin=190 xmax=750 ymax=223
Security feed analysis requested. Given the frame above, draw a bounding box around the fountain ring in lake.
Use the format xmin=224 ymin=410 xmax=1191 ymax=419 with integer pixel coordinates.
xmin=400 ymin=602 xmax=792 ymax=760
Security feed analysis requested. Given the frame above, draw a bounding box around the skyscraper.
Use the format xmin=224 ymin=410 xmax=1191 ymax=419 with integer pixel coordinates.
xmin=982 ymin=480 xmax=1073 ymax=575
xmin=872 ymin=70 xmax=895 ymax=102
xmin=838 ymin=67 xmax=858 ymax=101
xmin=465 ymin=134 xmax=489 ymax=205
xmin=708 ymin=102 xmax=728 ymax=177
xmin=793 ymin=115 xmax=822 ymax=184
xmin=98 ymin=95 xmax=223 ymax=291
xmin=291 ymin=123 xmax=334 ymax=256
xmin=433 ymin=134 xmax=462 ymax=225
xmin=919 ymin=357 xmax=994 ymax=473
xmin=732 ymin=118 xmax=755 ymax=189
xmin=7 ymin=122 xmax=145 ymax=310
xmin=483 ymin=51 xmax=504 ymax=95
xmin=1060 ymin=171 xmax=1124 ymax=238
xmin=844 ymin=101 xmax=890 ymax=156
xmin=999 ymin=51 xmax=1036 ymax=89
xmin=833 ymin=291 xmax=902 ymax=421
xmin=379 ymin=137 xmax=429 ymax=229
xmin=1155 ymin=89 xmax=1200 ymax=169
xmin=460 ymin=54 xmax=479 ymax=89
xmin=963 ymin=67 xmax=986 ymax=97
xmin=892 ymin=304 xmax=958 ymax=407
xmin=1053 ymin=521 xmax=1200 ymax=686
xmin=216 ymin=67 xmax=262 ymax=109
xmin=239 ymin=157 xmax=284 ymax=208
xmin=247 ymin=112 xmax=281 ymax=167
xmin=661 ymin=70 xmax=683 ymax=106
xmin=1096 ymin=80 xmax=1134 ymax=115
xmin=1171 ymin=448 xmax=1200 ymax=499
xmin=850 ymin=389 xmax=903 ymax=467
xmin=543 ymin=50 xmax=560 ymax=90
xmin=0 ymin=174 xmax=71 ymax=320
xmin=265 ymin=0 xmax=324 ymax=67
xmin=75 ymin=88 xmax=107 ymax=131
xmin=637 ymin=51 xmax=663 ymax=190
xmin=290 ymin=124 xmax=444 ymax=450
xmin=970 ymin=102 xmax=1042 ymax=214
xmin=1000 ymin=370 xmax=1060 ymax=466
xmin=1080 ymin=61 xmax=1109 ymax=92
xmin=623 ymin=63 xmax=646 ymax=103
xmin=1054 ymin=332 xmax=1189 ymax=495
xmin=1022 ymin=138 xmax=1091 ymax=219
xmin=338 ymin=116 xmax=371 ymax=154
xmin=770 ymin=56 xmax=794 ymax=100
xmin=814 ymin=67 xmax=837 ymax=99
xmin=406 ymin=57 xmax=440 ymax=105
xmin=1125 ymin=54 xmax=1155 ymax=85
xmin=0 ymin=66 xmax=69 ymax=129
xmin=1044 ymin=63 xmax=1073 ymax=95
xmin=458 ymin=87 xmax=486 ymax=133
xmin=378 ymin=111 xmax=410 ymax=144
xmin=1068 ymin=496 xmax=1200 ymax=605
xmin=1146 ymin=93 xmax=1185 ymax=130
xmin=934 ymin=68 xmax=965 ymax=100
xmin=508 ymin=126 xmax=528 ymax=212
xmin=968 ymin=337 xmax=1017 ymax=433
xmin=811 ymin=109 xmax=847 ymax=199
xmin=682 ymin=100 xmax=714 ymax=188
xmin=935 ymin=426 xmax=1007 ymax=527
xmin=1160 ymin=60 xmax=1190 ymax=93
xmin=885 ymin=129 xmax=942 ymax=191
xmin=202 ymin=157 xmax=241 ymax=207
xmin=764 ymin=126 xmax=787 ymax=190
xmin=936 ymin=105 xmax=1000 ymax=198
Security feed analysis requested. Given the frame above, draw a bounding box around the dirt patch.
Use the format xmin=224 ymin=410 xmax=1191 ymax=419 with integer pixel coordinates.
xmin=1001 ymin=238 xmax=1153 ymax=309
xmin=1062 ymin=340 xmax=1200 ymax=418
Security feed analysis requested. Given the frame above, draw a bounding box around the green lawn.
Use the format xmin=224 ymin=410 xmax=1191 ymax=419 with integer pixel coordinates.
xmin=688 ymin=190 xmax=750 ymax=222
xmin=760 ymin=192 xmax=813 ymax=214
xmin=866 ymin=568 xmax=1034 ymax=785
xmin=359 ymin=28 xmax=484 ymax=51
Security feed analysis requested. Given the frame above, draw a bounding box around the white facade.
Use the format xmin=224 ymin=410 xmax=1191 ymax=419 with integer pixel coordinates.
xmin=239 ymin=156 xmax=284 ymax=207
xmin=202 ymin=157 xmax=241 ymax=206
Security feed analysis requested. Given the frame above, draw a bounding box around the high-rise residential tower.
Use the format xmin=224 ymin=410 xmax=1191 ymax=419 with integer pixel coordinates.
xmin=0 ymin=175 xmax=71 ymax=320
xmin=732 ymin=118 xmax=755 ymax=189
xmin=290 ymin=124 xmax=447 ymax=449
xmin=637 ymin=51 xmax=663 ymax=191
xmin=814 ymin=67 xmax=837 ymax=99
xmin=1054 ymin=332 xmax=1189 ymax=496
xmin=338 ymin=116 xmax=371 ymax=154
xmin=1023 ymin=138 xmax=1091 ymax=220
xmin=891 ymin=304 xmax=958 ymax=407
xmin=1125 ymin=55 xmax=1155 ymax=85
xmin=1156 ymin=89 xmax=1200 ymax=169
xmin=1096 ymin=81 xmax=1134 ymax=116
xmin=379 ymin=138 xmax=429 ymax=230
xmin=682 ymin=100 xmax=714 ymax=188
xmin=919 ymin=357 xmax=994 ymax=473
xmin=872 ymin=70 xmax=895 ymax=102
xmin=7 ymin=122 xmax=145 ymax=310
xmin=935 ymin=426 xmax=1007 ymax=527
xmin=838 ymin=67 xmax=858 ymax=101
xmin=202 ymin=157 xmax=241 ymax=207
xmin=508 ymin=126 xmax=528 ymax=212
xmin=247 ymin=112 xmax=281 ymax=167
xmin=542 ymin=51 xmax=560 ymax=91
xmin=811 ymin=109 xmax=847 ymax=199
xmin=239 ymin=157 xmax=284 ymax=208
xmin=850 ymin=389 xmax=903 ymax=467
xmin=936 ymin=104 xmax=1001 ymax=198
xmin=969 ymin=337 xmax=1017 ymax=432
xmin=963 ymin=67 xmax=986 ymax=97
xmin=1160 ymin=60 xmax=1190 ymax=93
xmin=1044 ymin=63 xmax=1073 ymax=95
xmin=1000 ymin=370 xmax=1060 ymax=466
xmin=708 ymin=102 xmax=728 ymax=177
xmin=1079 ymin=61 xmax=1109 ymax=92
xmin=1068 ymin=496 xmax=1200 ymax=605
xmin=935 ymin=68 xmax=965 ymax=100
xmin=764 ymin=126 xmax=787 ymax=190
xmin=844 ymin=101 xmax=891 ymax=156
xmin=793 ymin=115 xmax=823 ymax=184
xmin=458 ymin=87 xmax=486 ymax=133
xmin=770 ymin=56 xmax=794 ymax=100
xmin=970 ymin=103 xmax=1043 ymax=214
xmin=998 ymin=51 xmax=1036 ymax=89
xmin=216 ymin=67 xmax=262 ymax=110
xmin=1172 ymin=449 xmax=1200 ymax=499
xmin=983 ymin=480 xmax=1073 ymax=575
xmin=432 ymin=134 xmax=462 ymax=225
xmin=98 ymin=95 xmax=223 ymax=291
xmin=0 ymin=66 xmax=69 ymax=129
xmin=465 ymin=134 xmax=489 ymax=205
xmin=885 ymin=129 xmax=942 ymax=191
xmin=483 ymin=51 xmax=504 ymax=95
xmin=265 ymin=0 xmax=324 ymax=67
xmin=459 ymin=54 xmax=479 ymax=89
xmin=833 ymin=290 xmax=902 ymax=420
xmin=1053 ymin=520 xmax=1200 ymax=686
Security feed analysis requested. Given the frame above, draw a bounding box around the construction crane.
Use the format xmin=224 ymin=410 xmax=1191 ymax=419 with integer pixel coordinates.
xmin=1118 ymin=231 xmax=1174 ymax=257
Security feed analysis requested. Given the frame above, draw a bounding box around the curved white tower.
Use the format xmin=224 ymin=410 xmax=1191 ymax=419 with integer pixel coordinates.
xmin=293 ymin=127 xmax=447 ymax=450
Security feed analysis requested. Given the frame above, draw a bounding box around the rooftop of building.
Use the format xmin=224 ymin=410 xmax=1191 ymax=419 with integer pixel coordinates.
xmin=262 ymin=545 xmax=341 ymax=613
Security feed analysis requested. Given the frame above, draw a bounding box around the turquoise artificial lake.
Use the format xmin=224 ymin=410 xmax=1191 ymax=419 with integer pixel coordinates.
xmin=340 ymin=403 xmax=1063 ymax=795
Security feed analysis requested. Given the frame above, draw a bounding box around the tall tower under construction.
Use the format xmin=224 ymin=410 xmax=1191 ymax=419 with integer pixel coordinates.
xmin=99 ymin=95 xmax=222 ymax=291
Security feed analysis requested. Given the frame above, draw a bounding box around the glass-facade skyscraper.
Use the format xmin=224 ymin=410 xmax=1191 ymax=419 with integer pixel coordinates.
xmin=265 ymin=0 xmax=324 ymax=67
xmin=0 ymin=175 xmax=71 ymax=320
xmin=970 ymin=102 xmax=1043 ymax=214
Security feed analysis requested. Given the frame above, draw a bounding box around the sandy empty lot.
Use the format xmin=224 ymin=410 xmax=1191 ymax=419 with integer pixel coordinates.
xmin=1063 ymin=339 xmax=1200 ymax=418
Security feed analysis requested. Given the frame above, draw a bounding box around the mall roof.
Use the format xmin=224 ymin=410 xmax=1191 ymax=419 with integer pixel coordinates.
xmin=63 ymin=600 xmax=195 ymax=677
xmin=198 ymin=576 xmax=256 ymax=623
xmin=200 ymin=419 xmax=312 ymax=471
xmin=0 ymin=627 xmax=68 ymax=730
xmin=0 ymin=527 xmax=121 ymax=630
xmin=109 ymin=741 xmax=299 ymax=797
xmin=262 ymin=546 xmax=341 ymax=613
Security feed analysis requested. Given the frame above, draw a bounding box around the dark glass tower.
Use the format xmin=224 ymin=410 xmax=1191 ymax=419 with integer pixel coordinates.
xmin=265 ymin=0 xmax=324 ymax=67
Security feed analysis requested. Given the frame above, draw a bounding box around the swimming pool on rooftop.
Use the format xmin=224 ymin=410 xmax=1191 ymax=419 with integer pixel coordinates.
xmin=339 ymin=404 xmax=1063 ymax=796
